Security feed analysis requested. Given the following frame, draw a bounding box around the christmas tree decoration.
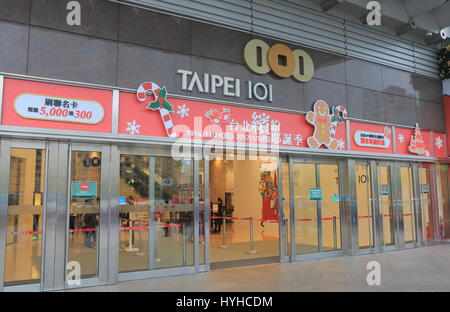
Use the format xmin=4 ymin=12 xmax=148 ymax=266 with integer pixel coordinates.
xmin=136 ymin=82 xmax=176 ymax=138
xmin=438 ymin=44 xmax=450 ymax=80
xmin=408 ymin=123 xmax=430 ymax=156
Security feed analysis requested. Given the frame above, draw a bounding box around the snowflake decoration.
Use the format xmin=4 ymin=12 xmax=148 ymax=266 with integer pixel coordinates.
xmin=176 ymin=104 xmax=190 ymax=119
xmin=125 ymin=120 xmax=141 ymax=135
xmin=398 ymin=133 xmax=405 ymax=143
xmin=337 ymin=139 xmax=345 ymax=150
xmin=436 ymin=136 xmax=443 ymax=149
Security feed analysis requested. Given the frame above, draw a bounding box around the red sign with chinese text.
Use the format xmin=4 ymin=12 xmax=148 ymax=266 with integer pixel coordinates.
xmin=1 ymin=78 xmax=112 ymax=132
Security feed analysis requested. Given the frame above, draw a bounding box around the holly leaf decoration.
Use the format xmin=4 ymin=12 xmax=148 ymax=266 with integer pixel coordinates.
xmin=146 ymin=100 xmax=160 ymax=111
xmin=162 ymin=100 xmax=173 ymax=112
xmin=158 ymin=87 xmax=167 ymax=99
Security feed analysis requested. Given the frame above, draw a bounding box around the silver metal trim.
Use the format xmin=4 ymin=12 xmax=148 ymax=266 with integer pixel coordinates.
xmin=112 ymin=90 xmax=120 ymax=134
xmin=346 ymin=119 xmax=351 ymax=151
xmin=0 ymin=75 xmax=4 ymax=123
xmin=41 ymin=142 xmax=55 ymax=291
xmin=193 ymin=160 xmax=200 ymax=269
xmin=0 ymin=139 xmax=11 ymax=291
xmin=107 ymin=145 xmax=120 ymax=284
xmin=54 ymin=143 xmax=70 ymax=290
xmin=203 ymin=159 xmax=210 ymax=270
xmin=392 ymin=126 xmax=397 ymax=154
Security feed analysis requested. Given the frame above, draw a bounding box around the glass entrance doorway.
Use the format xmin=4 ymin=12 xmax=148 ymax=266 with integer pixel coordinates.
xmin=0 ymin=140 xmax=112 ymax=291
xmin=354 ymin=161 xmax=420 ymax=254
xmin=208 ymin=157 xmax=280 ymax=268
xmin=289 ymin=160 xmax=342 ymax=259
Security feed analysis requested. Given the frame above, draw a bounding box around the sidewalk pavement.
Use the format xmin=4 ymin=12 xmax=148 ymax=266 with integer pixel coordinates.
xmin=66 ymin=244 xmax=450 ymax=292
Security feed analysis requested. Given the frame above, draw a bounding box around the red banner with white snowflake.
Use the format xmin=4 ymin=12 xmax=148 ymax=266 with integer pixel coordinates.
xmin=0 ymin=78 xmax=446 ymax=159
xmin=118 ymin=91 xmax=348 ymax=150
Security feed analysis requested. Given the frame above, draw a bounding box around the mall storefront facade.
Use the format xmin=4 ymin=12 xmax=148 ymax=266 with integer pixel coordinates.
xmin=0 ymin=0 xmax=449 ymax=292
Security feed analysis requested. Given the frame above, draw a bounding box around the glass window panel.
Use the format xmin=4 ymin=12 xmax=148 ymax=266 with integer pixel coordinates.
xmin=378 ymin=166 xmax=394 ymax=246
xmin=320 ymin=164 xmax=341 ymax=251
xmin=5 ymin=148 xmax=46 ymax=286
xmin=119 ymin=155 xmax=150 ymax=273
xmin=420 ymin=167 xmax=433 ymax=241
xmin=356 ymin=164 xmax=373 ymax=249
xmin=68 ymin=151 xmax=101 ymax=279
xmin=293 ymin=163 xmax=318 ymax=254
xmin=400 ymin=167 xmax=416 ymax=243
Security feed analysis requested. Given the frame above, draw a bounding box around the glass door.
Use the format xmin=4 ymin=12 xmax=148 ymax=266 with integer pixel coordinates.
xmin=355 ymin=162 xmax=374 ymax=250
xmin=64 ymin=143 xmax=112 ymax=289
xmin=354 ymin=161 xmax=400 ymax=253
xmin=0 ymin=142 xmax=47 ymax=290
xmin=290 ymin=160 xmax=342 ymax=259
xmin=419 ymin=165 xmax=434 ymax=242
xmin=117 ymin=149 xmax=198 ymax=280
xmin=398 ymin=164 xmax=418 ymax=246
xmin=377 ymin=164 xmax=395 ymax=249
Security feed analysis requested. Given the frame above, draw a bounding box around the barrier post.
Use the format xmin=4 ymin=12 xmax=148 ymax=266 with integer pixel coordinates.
xmin=332 ymin=216 xmax=337 ymax=250
xmin=154 ymin=224 xmax=161 ymax=262
xmin=283 ymin=219 xmax=289 ymax=256
xmin=247 ymin=217 xmax=258 ymax=254
xmin=125 ymin=219 xmax=139 ymax=252
xmin=219 ymin=211 xmax=229 ymax=249
xmin=135 ymin=218 xmax=146 ymax=256
xmin=182 ymin=223 xmax=187 ymax=265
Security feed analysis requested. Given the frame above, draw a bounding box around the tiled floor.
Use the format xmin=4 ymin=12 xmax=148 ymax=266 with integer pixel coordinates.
xmin=65 ymin=244 xmax=450 ymax=292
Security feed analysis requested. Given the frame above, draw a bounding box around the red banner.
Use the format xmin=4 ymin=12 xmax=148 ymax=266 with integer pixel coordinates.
xmin=1 ymin=78 xmax=113 ymax=133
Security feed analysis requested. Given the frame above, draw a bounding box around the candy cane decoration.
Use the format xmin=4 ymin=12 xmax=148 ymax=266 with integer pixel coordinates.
xmin=333 ymin=105 xmax=348 ymax=120
xmin=330 ymin=105 xmax=348 ymax=136
xmin=136 ymin=82 xmax=176 ymax=138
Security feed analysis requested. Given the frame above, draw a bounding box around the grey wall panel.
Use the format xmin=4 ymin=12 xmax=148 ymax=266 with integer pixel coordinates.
xmin=117 ymin=42 xmax=190 ymax=93
xmin=413 ymin=44 xmax=439 ymax=78
xmin=121 ymin=0 xmax=439 ymax=78
xmin=346 ymin=58 xmax=383 ymax=92
xmin=118 ymin=5 xmax=190 ymax=54
xmin=303 ymin=79 xmax=347 ymax=111
xmin=30 ymin=0 xmax=119 ymax=40
xmin=347 ymin=86 xmax=385 ymax=123
xmin=250 ymin=73 xmax=304 ymax=112
xmin=302 ymin=48 xmax=347 ymax=85
xmin=411 ymin=75 xmax=443 ymax=105
xmin=417 ymin=100 xmax=446 ymax=132
xmin=0 ymin=0 xmax=30 ymax=24
xmin=345 ymin=22 xmax=415 ymax=72
xmin=0 ymin=21 xmax=29 ymax=74
xmin=382 ymin=67 xmax=416 ymax=99
xmin=28 ymin=27 xmax=118 ymax=86
xmin=383 ymin=93 xmax=417 ymax=126
xmin=189 ymin=55 xmax=253 ymax=105
xmin=252 ymin=0 xmax=346 ymax=55
xmin=191 ymin=21 xmax=251 ymax=64
xmin=124 ymin=0 xmax=252 ymax=30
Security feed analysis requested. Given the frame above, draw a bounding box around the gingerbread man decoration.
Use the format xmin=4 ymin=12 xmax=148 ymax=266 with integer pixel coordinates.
xmin=306 ymin=100 xmax=338 ymax=149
